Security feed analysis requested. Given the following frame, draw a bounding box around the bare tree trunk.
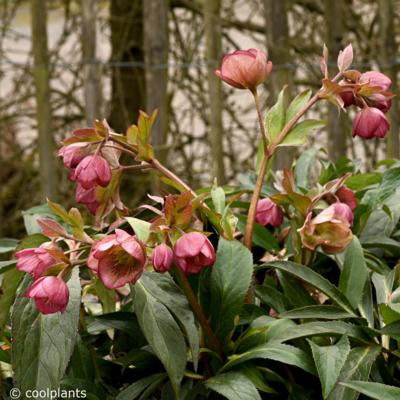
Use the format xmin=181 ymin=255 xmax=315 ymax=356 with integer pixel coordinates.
xmin=204 ymin=0 xmax=225 ymax=184
xmin=378 ymin=0 xmax=399 ymax=159
xmin=31 ymin=0 xmax=56 ymax=200
xmin=264 ymin=0 xmax=294 ymax=170
xmin=144 ymin=0 xmax=169 ymax=164
xmin=109 ymin=0 xmax=145 ymax=132
xmin=325 ymin=0 xmax=347 ymax=161
xmin=81 ymin=0 xmax=100 ymax=125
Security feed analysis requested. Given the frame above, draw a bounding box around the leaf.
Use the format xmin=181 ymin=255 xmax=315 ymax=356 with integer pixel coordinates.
xmin=0 ymin=238 xmax=18 ymax=253
xmin=266 ymin=87 xmax=287 ymax=143
xmin=12 ymin=269 xmax=81 ymax=397
xmin=338 ymin=237 xmax=368 ymax=309
xmin=236 ymin=215 xmax=279 ymax=251
xmin=209 ymin=237 xmax=253 ymax=346
xmin=339 ymin=381 xmax=400 ymax=400
xmin=137 ymin=272 xmax=200 ymax=370
xmin=0 ymin=260 xmax=17 ymax=274
xmin=308 ymin=335 xmax=350 ymax=399
xmin=266 ymin=261 xmax=357 ymax=315
xmin=211 ymin=183 xmax=226 ymax=214
xmin=116 ymin=373 xmax=167 ymax=400
xmin=205 ymin=371 xmax=261 ymax=400
xmin=294 ymin=148 xmax=317 ymax=190
xmin=132 ymin=280 xmax=187 ymax=397
xmin=280 ymin=305 xmax=356 ymax=320
xmin=37 ymin=217 xmax=68 ymax=238
xmin=255 ymin=285 xmax=286 ymax=313
xmin=337 ymin=44 xmax=353 ymax=72
xmin=221 ymin=343 xmax=316 ymax=375
xmin=286 ymin=90 xmax=312 ymax=122
xmin=267 ymin=321 xmax=369 ymax=344
xmin=125 ymin=217 xmax=151 ymax=243
xmin=327 ymin=346 xmax=380 ymax=400
xmin=278 ymin=120 xmax=325 ymax=147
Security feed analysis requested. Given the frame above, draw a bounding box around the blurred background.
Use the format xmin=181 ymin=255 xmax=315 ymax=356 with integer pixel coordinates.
xmin=0 ymin=0 xmax=399 ymax=238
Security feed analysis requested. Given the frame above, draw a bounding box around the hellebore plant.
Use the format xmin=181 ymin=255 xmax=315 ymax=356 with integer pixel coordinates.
xmin=7 ymin=44 xmax=400 ymax=400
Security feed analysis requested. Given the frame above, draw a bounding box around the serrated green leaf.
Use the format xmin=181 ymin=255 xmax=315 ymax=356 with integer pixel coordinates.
xmin=294 ymin=148 xmax=317 ymax=190
xmin=221 ymin=343 xmax=316 ymax=375
xmin=308 ymin=336 xmax=350 ymax=398
xmin=266 ymin=88 xmax=287 ymax=143
xmin=286 ymin=90 xmax=312 ymax=122
xmin=205 ymin=371 xmax=261 ymax=400
xmin=137 ymin=272 xmax=199 ymax=370
xmin=132 ymin=280 xmax=186 ymax=397
xmin=0 ymin=238 xmax=18 ymax=253
xmin=338 ymin=236 xmax=368 ymax=309
xmin=279 ymin=120 xmax=325 ymax=147
xmin=210 ymin=238 xmax=253 ymax=347
xmin=266 ymin=261 xmax=357 ymax=315
xmin=12 ymin=269 xmax=81 ymax=398
xmin=339 ymin=381 xmax=400 ymax=400
xmin=280 ymin=305 xmax=355 ymax=320
xmin=116 ymin=373 xmax=167 ymax=400
xmin=327 ymin=346 xmax=380 ymax=400
xmin=125 ymin=217 xmax=151 ymax=243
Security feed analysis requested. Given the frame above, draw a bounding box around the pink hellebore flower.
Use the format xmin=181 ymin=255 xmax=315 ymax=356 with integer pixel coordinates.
xmin=299 ymin=203 xmax=353 ymax=254
xmin=58 ymin=142 xmax=89 ymax=169
xmin=152 ymin=244 xmax=174 ymax=273
xmin=75 ymin=184 xmax=100 ymax=215
xmin=336 ymin=186 xmax=358 ymax=211
xmin=16 ymin=243 xmax=59 ymax=280
xmin=255 ymin=198 xmax=284 ymax=227
xmin=87 ymin=229 xmax=147 ymax=289
xmin=352 ymin=107 xmax=390 ymax=139
xmin=26 ymin=276 xmax=69 ymax=314
xmin=215 ymin=49 xmax=272 ymax=91
xmin=174 ymin=232 xmax=216 ymax=274
xmin=360 ymin=71 xmax=392 ymax=91
xmin=74 ymin=154 xmax=112 ymax=189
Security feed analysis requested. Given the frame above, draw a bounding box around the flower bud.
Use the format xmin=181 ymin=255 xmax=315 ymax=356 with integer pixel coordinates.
xmin=215 ymin=49 xmax=272 ymax=91
xmin=366 ymin=93 xmax=392 ymax=113
xmin=299 ymin=203 xmax=353 ymax=254
xmin=360 ymin=71 xmax=392 ymax=91
xmin=152 ymin=244 xmax=173 ymax=273
xmin=58 ymin=143 xmax=89 ymax=169
xmin=16 ymin=243 xmax=59 ymax=280
xmin=88 ymin=229 xmax=146 ymax=288
xmin=75 ymin=184 xmax=100 ymax=215
xmin=174 ymin=232 xmax=216 ymax=274
xmin=255 ymin=198 xmax=284 ymax=227
xmin=336 ymin=186 xmax=357 ymax=211
xmin=352 ymin=107 xmax=390 ymax=139
xmin=74 ymin=154 xmax=112 ymax=189
xmin=26 ymin=276 xmax=69 ymax=314
xmin=339 ymin=90 xmax=356 ymax=108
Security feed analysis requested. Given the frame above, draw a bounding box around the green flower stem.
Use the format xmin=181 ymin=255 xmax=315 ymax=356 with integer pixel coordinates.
xmin=244 ymin=90 xmax=320 ymax=303
xmin=173 ymin=266 xmax=224 ymax=359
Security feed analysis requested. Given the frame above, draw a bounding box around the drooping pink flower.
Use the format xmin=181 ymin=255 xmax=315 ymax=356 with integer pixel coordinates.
xmin=215 ymin=49 xmax=272 ymax=91
xmin=299 ymin=203 xmax=353 ymax=254
xmin=16 ymin=243 xmax=60 ymax=280
xmin=75 ymin=184 xmax=100 ymax=215
xmin=58 ymin=143 xmax=90 ymax=169
xmin=336 ymin=186 xmax=358 ymax=211
xmin=255 ymin=198 xmax=284 ymax=227
xmin=74 ymin=154 xmax=112 ymax=189
xmin=340 ymin=90 xmax=356 ymax=108
xmin=174 ymin=232 xmax=216 ymax=274
xmin=360 ymin=71 xmax=392 ymax=91
xmin=366 ymin=93 xmax=392 ymax=113
xmin=152 ymin=244 xmax=174 ymax=273
xmin=352 ymin=107 xmax=390 ymax=139
xmin=313 ymin=202 xmax=354 ymax=226
xmin=87 ymin=229 xmax=147 ymax=288
xmin=26 ymin=276 xmax=69 ymax=314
